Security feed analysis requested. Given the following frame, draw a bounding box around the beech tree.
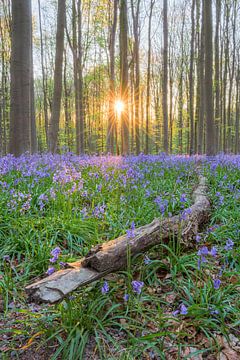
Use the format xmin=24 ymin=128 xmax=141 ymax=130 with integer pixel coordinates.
xmin=9 ymin=0 xmax=36 ymax=156
xmin=48 ymin=0 xmax=66 ymax=153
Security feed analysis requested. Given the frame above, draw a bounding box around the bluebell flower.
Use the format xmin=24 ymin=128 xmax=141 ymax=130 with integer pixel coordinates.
xmin=224 ymin=239 xmax=234 ymax=251
xmin=131 ymin=280 xmax=144 ymax=294
xmin=127 ymin=221 xmax=135 ymax=239
xmin=209 ymin=246 xmax=217 ymax=257
xmin=180 ymin=304 xmax=188 ymax=315
xmin=213 ymin=278 xmax=221 ymax=290
xmin=195 ymin=234 xmax=201 ymax=243
xmin=172 ymin=310 xmax=180 ymax=317
xmin=180 ymin=193 xmax=187 ymax=203
xmin=197 ymin=246 xmax=208 ymax=256
xmin=123 ymin=294 xmax=129 ymax=302
xmin=46 ymin=267 xmax=55 ymax=276
xmin=101 ymin=281 xmax=109 ymax=294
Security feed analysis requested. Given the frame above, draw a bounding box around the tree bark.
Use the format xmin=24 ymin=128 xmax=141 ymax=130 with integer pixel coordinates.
xmin=107 ymin=0 xmax=118 ymax=154
xmin=131 ymin=0 xmax=141 ymax=155
xmin=9 ymin=0 xmax=33 ymax=156
xmin=48 ymin=0 xmax=66 ymax=153
xmin=119 ymin=0 xmax=129 ymax=155
xmin=162 ymin=0 xmax=168 ymax=154
xmin=145 ymin=0 xmax=154 ymax=154
xmin=204 ymin=0 xmax=215 ymax=155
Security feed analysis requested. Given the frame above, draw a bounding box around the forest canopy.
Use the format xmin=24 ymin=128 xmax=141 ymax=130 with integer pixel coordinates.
xmin=0 ymin=0 xmax=239 ymax=155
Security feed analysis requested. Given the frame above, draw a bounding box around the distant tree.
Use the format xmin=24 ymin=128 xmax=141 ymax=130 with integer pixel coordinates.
xmin=204 ymin=0 xmax=215 ymax=155
xmin=48 ymin=0 xmax=66 ymax=153
xmin=119 ymin=0 xmax=129 ymax=155
xmin=162 ymin=0 xmax=168 ymax=154
xmin=9 ymin=0 xmax=36 ymax=156
xmin=197 ymin=0 xmax=205 ymax=154
xmin=107 ymin=0 xmax=118 ymax=154
xmin=145 ymin=0 xmax=155 ymax=154
xmin=214 ymin=0 xmax=221 ymax=153
xmin=131 ymin=0 xmax=141 ymax=155
xmin=189 ymin=0 xmax=195 ymax=155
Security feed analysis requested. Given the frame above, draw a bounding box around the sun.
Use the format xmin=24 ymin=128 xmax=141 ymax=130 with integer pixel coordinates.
xmin=114 ymin=100 xmax=124 ymax=116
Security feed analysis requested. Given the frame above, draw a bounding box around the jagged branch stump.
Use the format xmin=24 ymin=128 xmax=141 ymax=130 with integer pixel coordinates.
xmin=26 ymin=172 xmax=210 ymax=303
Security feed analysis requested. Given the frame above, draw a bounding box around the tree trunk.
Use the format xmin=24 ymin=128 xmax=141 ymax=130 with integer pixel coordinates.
xmin=204 ymin=0 xmax=215 ymax=155
xmin=189 ymin=0 xmax=195 ymax=155
xmin=9 ymin=0 xmax=33 ymax=156
xmin=48 ymin=0 xmax=66 ymax=153
xmin=162 ymin=0 xmax=168 ymax=154
xmin=131 ymin=0 xmax=141 ymax=155
xmin=107 ymin=0 xmax=118 ymax=154
xmin=119 ymin=0 xmax=129 ymax=155
xmin=145 ymin=0 xmax=154 ymax=154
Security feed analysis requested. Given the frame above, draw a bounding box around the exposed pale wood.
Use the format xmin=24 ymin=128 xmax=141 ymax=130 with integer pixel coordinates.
xmin=26 ymin=172 xmax=210 ymax=304
xmin=26 ymin=261 xmax=110 ymax=303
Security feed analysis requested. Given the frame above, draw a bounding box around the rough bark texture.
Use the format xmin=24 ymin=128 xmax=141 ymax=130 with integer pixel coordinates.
xmin=119 ymin=0 xmax=129 ymax=155
xmin=48 ymin=0 xmax=65 ymax=153
xmin=9 ymin=0 xmax=32 ymax=156
xmin=204 ymin=0 xmax=215 ymax=155
xmin=162 ymin=0 xmax=168 ymax=154
xmin=26 ymin=170 xmax=210 ymax=304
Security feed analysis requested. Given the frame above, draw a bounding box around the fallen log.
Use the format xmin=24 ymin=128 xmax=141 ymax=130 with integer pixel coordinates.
xmin=26 ymin=172 xmax=210 ymax=304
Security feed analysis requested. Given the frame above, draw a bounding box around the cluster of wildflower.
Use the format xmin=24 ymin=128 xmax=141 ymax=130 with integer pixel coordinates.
xmin=172 ymin=303 xmax=188 ymax=316
xmin=101 ymin=279 xmax=144 ymax=301
xmin=126 ymin=221 xmax=136 ymax=239
xmin=154 ymin=196 xmax=169 ymax=215
xmin=46 ymin=247 xmax=64 ymax=276
xmin=197 ymin=235 xmax=235 ymax=291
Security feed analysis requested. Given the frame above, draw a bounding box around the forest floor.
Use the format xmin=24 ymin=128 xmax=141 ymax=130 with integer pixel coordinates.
xmin=0 ymin=154 xmax=239 ymax=360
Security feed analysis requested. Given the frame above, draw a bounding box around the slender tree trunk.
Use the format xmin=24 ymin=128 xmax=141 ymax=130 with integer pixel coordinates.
xmin=131 ymin=0 xmax=141 ymax=155
xmin=145 ymin=0 xmax=154 ymax=154
xmin=214 ymin=0 xmax=221 ymax=153
xmin=48 ymin=0 xmax=66 ymax=153
xmin=189 ymin=0 xmax=195 ymax=154
xmin=77 ymin=0 xmax=84 ymax=154
xmin=107 ymin=0 xmax=118 ymax=154
xmin=204 ymin=0 xmax=215 ymax=155
xmin=119 ymin=0 xmax=129 ymax=155
xmin=38 ymin=0 xmax=49 ymax=146
xmin=162 ymin=0 xmax=168 ymax=154
xmin=197 ymin=0 xmax=205 ymax=154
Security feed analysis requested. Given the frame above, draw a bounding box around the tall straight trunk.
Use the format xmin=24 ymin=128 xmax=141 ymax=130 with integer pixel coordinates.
xmin=227 ymin=2 xmax=236 ymax=152
xmin=189 ymin=0 xmax=195 ymax=155
xmin=214 ymin=0 xmax=221 ymax=153
xmin=9 ymin=0 xmax=32 ymax=156
xmin=119 ymin=0 xmax=129 ymax=155
xmin=162 ymin=0 xmax=168 ymax=154
xmin=204 ymin=0 xmax=214 ymax=155
xmin=178 ymin=10 xmax=185 ymax=154
xmin=77 ymin=0 xmax=84 ymax=154
xmin=48 ymin=0 xmax=66 ymax=153
xmin=107 ymin=0 xmax=118 ymax=154
xmin=145 ymin=0 xmax=154 ymax=154
xmin=131 ymin=0 xmax=141 ymax=154
xmin=30 ymin=1 xmax=37 ymax=153
xmin=197 ymin=0 xmax=205 ymax=154
xmin=235 ymin=65 xmax=240 ymax=154
xmin=71 ymin=0 xmax=80 ymax=154
xmin=38 ymin=0 xmax=49 ymax=146
xmin=222 ymin=2 xmax=229 ymax=152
